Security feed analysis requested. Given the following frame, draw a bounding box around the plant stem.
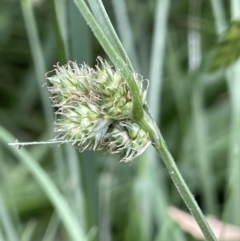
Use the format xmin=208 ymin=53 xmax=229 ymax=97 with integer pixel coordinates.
xmin=1 ymin=127 xmax=86 ymax=241
xmin=73 ymin=0 xmax=217 ymax=239
xmin=73 ymin=0 xmax=143 ymax=120
xmin=137 ymin=108 xmax=218 ymax=241
xmin=86 ymin=0 xmax=134 ymax=72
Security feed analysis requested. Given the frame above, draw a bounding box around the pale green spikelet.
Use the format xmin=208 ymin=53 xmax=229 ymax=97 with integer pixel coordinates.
xmin=53 ymin=102 xmax=111 ymax=151
xmin=47 ymin=57 xmax=150 ymax=161
xmin=102 ymin=121 xmax=151 ymax=162
xmin=88 ymin=58 xmax=134 ymax=119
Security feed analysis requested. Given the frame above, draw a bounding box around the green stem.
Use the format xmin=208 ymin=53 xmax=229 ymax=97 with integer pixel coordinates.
xmin=137 ymin=109 xmax=218 ymax=241
xmin=73 ymin=0 xmax=143 ymax=120
xmin=50 ymin=0 xmax=67 ymax=63
xmin=86 ymin=0 xmax=134 ymax=72
xmin=1 ymin=127 xmax=86 ymax=241
xmin=72 ymin=0 xmax=217 ymax=239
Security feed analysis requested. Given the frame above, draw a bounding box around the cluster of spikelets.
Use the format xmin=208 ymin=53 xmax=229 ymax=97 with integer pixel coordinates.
xmin=47 ymin=57 xmax=150 ymax=162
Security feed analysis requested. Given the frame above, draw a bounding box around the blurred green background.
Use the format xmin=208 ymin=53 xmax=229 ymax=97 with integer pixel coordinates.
xmin=0 ymin=0 xmax=240 ymax=240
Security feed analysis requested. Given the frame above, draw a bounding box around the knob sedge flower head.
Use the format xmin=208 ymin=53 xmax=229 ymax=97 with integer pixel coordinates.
xmin=103 ymin=121 xmax=151 ymax=162
xmin=46 ymin=57 xmax=150 ymax=162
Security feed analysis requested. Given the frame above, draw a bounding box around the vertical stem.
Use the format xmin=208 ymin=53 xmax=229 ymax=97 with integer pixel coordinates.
xmin=138 ymin=111 xmax=217 ymax=241
xmin=148 ymin=0 xmax=170 ymax=120
xmin=20 ymin=0 xmax=66 ymax=187
xmin=189 ymin=0 xmax=216 ymax=214
xmin=73 ymin=0 xmax=143 ymax=120
xmin=211 ymin=0 xmax=240 ymax=225
xmin=111 ymin=0 xmax=140 ymax=72
xmin=225 ymin=0 xmax=240 ymax=226
xmin=192 ymin=79 xmax=216 ymax=214
xmin=50 ymin=0 xmax=67 ymax=63
xmin=1 ymin=128 xmax=86 ymax=241
xmin=87 ymin=0 xmax=134 ymax=72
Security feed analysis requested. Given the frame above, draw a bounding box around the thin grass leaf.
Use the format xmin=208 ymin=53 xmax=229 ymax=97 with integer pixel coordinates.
xmin=16 ymin=29 xmax=56 ymax=113
xmin=20 ymin=0 xmax=66 ymax=187
xmin=188 ymin=0 xmax=217 ymax=214
xmin=20 ymin=220 xmax=37 ymax=241
xmin=136 ymin=0 xmax=171 ymax=236
xmin=73 ymin=0 xmax=143 ymax=120
xmin=68 ymin=0 xmax=92 ymax=63
xmin=65 ymin=144 xmax=86 ymax=230
xmin=148 ymin=0 xmax=170 ymax=120
xmin=0 ymin=155 xmax=22 ymax=238
xmin=228 ymin=3 xmax=240 ymax=227
xmin=111 ymin=0 xmax=140 ymax=72
xmin=54 ymin=1 xmax=90 ymax=232
xmin=210 ymin=0 xmax=227 ymax=33
xmin=211 ymin=0 xmax=240 ymax=226
xmin=81 ymin=152 xmax=99 ymax=228
xmin=42 ymin=213 xmax=60 ymax=241
xmin=99 ymin=173 xmax=112 ymax=241
xmin=54 ymin=0 xmax=70 ymax=58
xmin=231 ymin=1 xmax=240 ymax=19
xmin=110 ymin=1 xmax=169 ymax=237
xmin=51 ymin=0 xmax=67 ymax=63
xmin=0 ymin=126 xmax=86 ymax=241
xmin=8 ymin=132 xmax=49 ymax=185
xmin=192 ymin=79 xmax=217 ymax=214
xmin=20 ymin=0 xmax=53 ymax=125
xmin=87 ymin=0 xmax=133 ymax=72
xmin=124 ymin=177 xmax=148 ymax=241
xmin=225 ymin=60 xmax=240 ymax=225
xmin=154 ymin=218 xmax=187 ymax=241
xmin=210 ymin=19 xmax=240 ymax=71
xmin=67 ymin=1 xmax=98 ymax=232
xmin=0 ymin=193 xmax=19 ymax=241
xmin=166 ymin=34 xmax=188 ymax=134
xmin=0 ymin=227 xmax=4 ymax=241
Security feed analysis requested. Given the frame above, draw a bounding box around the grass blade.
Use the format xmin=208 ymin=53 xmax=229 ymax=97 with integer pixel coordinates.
xmin=211 ymin=0 xmax=240 ymax=225
xmin=68 ymin=0 xmax=92 ymax=64
xmin=0 ymin=126 xmax=86 ymax=241
xmin=111 ymin=0 xmax=140 ymax=72
xmin=148 ymin=0 xmax=170 ymax=120
xmin=188 ymin=0 xmax=216 ymax=214
xmin=20 ymin=0 xmax=66 ymax=187
xmin=51 ymin=0 xmax=67 ymax=63
xmin=87 ymin=0 xmax=133 ymax=71
xmin=21 ymin=220 xmax=37 ymax=241
xmin=0 ymin=193 xmax=19 ymax=241
xmin=73 ymin=0 xmax=143 ymax=120
xmin=192 ymin=79 xmax=216 ymax=213
xmin=131 ymin=0 xmax=171 ymax=239
xmin=210 ymin=0 xmax=227 ymax=33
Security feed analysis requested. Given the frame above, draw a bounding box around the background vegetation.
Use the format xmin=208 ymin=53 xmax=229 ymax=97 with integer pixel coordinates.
xmin=0 ymin=0 xmax=240 ymax=240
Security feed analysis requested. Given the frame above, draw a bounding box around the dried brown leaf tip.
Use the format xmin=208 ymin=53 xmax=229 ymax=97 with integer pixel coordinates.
xmin=47 ymin=57 xmax=150 ymax=162
xmin=169 ymin=206 xmax=240 ymax=241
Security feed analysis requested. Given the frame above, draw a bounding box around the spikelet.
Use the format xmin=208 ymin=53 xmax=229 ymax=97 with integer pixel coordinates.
xmin=47 ymin=57 xmax=150 ymax=161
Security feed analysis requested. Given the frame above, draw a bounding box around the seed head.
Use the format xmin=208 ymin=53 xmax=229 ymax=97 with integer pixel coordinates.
xmin=103 ymin=121 xmax=151 ymax=162
xmin=47 ymin=57 xmax=150 ymax=161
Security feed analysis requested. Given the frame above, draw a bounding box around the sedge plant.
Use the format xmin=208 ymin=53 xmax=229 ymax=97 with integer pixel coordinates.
xmin=8 ymin=0 xmax=218 ymax=240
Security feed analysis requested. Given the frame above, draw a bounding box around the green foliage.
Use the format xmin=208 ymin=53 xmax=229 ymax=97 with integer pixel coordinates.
xmin=1 ymin=0 xmax=240 ymax=241
xmin=210 ymin=18 xmax=240 ymax=70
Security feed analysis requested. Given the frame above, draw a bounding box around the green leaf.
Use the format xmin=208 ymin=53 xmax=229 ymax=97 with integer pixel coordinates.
xmin=0 ymin=126 xmax=86 ymax=241
xmin=210 ymin=19 xmax=240 ymax=70
xmin=73 ymin=0 xmax=143 ymax=120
